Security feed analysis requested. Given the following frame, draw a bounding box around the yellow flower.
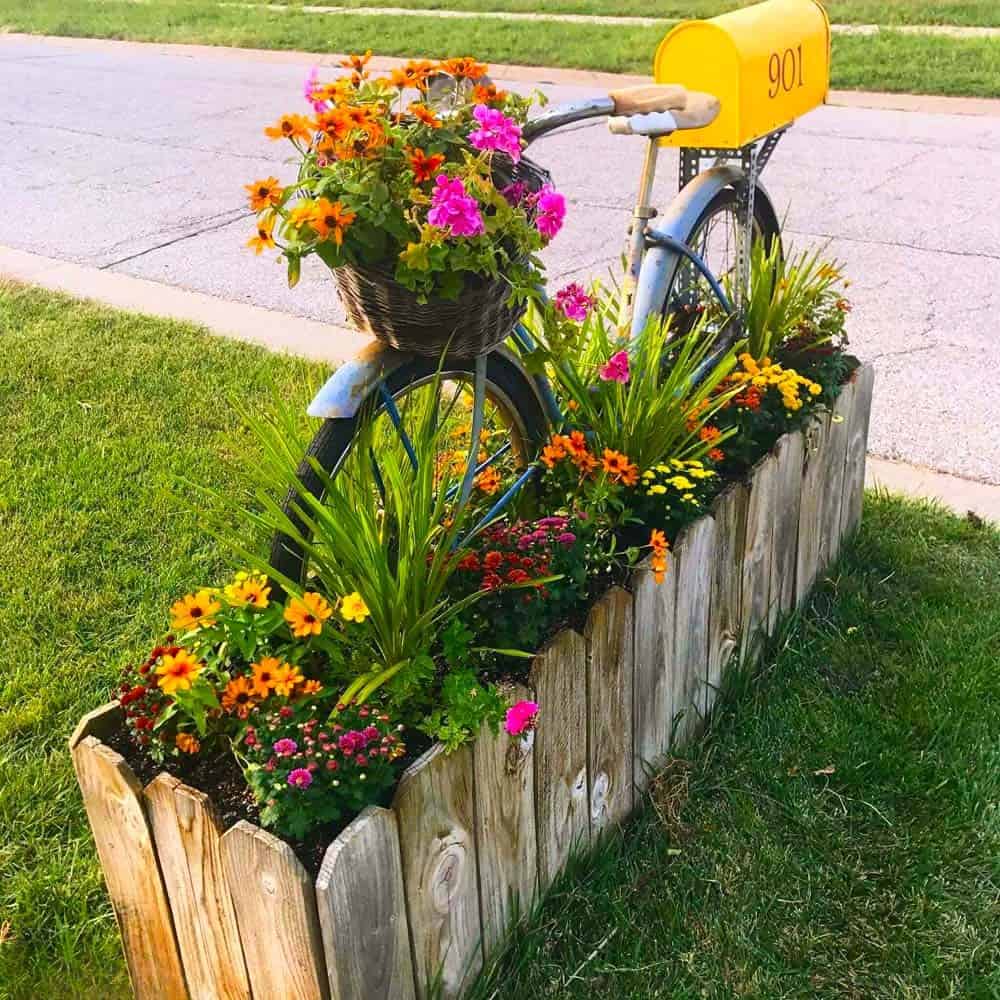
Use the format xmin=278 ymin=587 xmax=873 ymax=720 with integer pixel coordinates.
xmin=648 ymin=484 xmax=668 ymax=495
xmin=668 ymin=476 xmax=695 ymax=490
xmin=225 ymin=572 xmax=271 ymax=608
xmin=284 ymin=591 xmax=333 ymax=638
xmin=156 ymin=649 xmax=203 ymax=696
xmin=340 ymin=591 xmax=370 ymax=623
xmin=809 ymin=382 xmax=822 ymax=396
xmin=169 ymin=589 xmax=221 ymax=632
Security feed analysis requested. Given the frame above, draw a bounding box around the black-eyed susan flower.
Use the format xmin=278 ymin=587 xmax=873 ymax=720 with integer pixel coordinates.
xmin=284 ymin=591 xmax=333 ymax=638
xmin=169 ymin=589 xmax=221 ymax=632
xmin=155 ymin=649 xmax=203 ymax=696
xmin=251 ymin=656 xmax=281 ymax=698
xmin=224 ymin=572 xmax=271 ymax=608
xmin=246 ymin=218 xmax=276 ymax=256
xmin=221 ymin=676 xmax=256 ymax=718
xmin=244 ymin=176 xmax=284 ymax=212
xmin=264 ymin=113 xmax=312 ymax=142
xmin=271 ymin=663 xmax=305 ymax=698
xmin=308 ymin=198 xmax=356 ymax=246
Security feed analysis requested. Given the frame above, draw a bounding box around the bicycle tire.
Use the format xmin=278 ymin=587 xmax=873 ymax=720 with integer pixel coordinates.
xmin=663 ymin=182 xmax=782 ymax=322
xmin=269 ymin=351 xmax=549 ymax=586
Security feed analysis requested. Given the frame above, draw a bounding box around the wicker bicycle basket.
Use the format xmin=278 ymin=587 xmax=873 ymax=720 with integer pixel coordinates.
xmin=335 ymin=154 xmax=552 ymax=358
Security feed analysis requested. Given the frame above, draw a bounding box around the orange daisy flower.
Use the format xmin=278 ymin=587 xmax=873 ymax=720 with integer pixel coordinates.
xmin=271 ymin=663 xmax=305 ymax=698
xmin=389 ymin=60 xmax=436 ymax=90
xmin=407 ymin=147 xmax=446 ymax=183
xmin=709 ymin=447 xmax=725 ymax=462
xmin=300 ymin=678 xmax=324 ymax=696
xmin=439 ymin=56 xmax=488 ymax=80
xmin=244 ymin=176 xmax=283 ymax=212
xmin=314 ymin=107 xmax=354 ymax=141
xmin=175 ymin=732 xmax=201 ymax=754
xmin=246 ymin=218 xmax=275 ymax=255
xmin=251 ymin=656 xmax=282 ymax=698
xmin=472 ymin=83 xmax=508 ymax=105
xmin=541 ymin=434 xmax=569 ymax=469
xmin=156 ymin=649 xmax=203 ymax=696
xmin=700 ymin=425 xmax=722 ymax=443
xmin=340 ymin=49 xmax=372 ymax=79
xmin=649 ymin=528 xmax=670 ymax=584
xmin=408 ymin=102 xmax=442 ymax=128
xmin=601 ymin=448 xmax=639 ymax=487
xmin=475 ymin=466 xmax=502 ymax=495
xmin=309 ymin=198 xmax=356 ymax=246
xmin=288 ymin=199 xmax=317 ymax=229
xmin=264 ymin=113 xmax=312 ymax=142
xmin=169 ymin=589 xmax=221 ymax=632
xmin=284 ymin=591 xmax=334 ymax=638
xmin=221 ymin=676 xmax=256 ymax=719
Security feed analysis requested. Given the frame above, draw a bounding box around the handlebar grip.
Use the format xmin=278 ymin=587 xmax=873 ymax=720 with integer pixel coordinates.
xmin=608 ymin=84 xmax=688 ymax=115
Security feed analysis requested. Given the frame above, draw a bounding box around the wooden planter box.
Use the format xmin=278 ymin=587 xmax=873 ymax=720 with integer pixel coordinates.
xmin=72 ymin=364 xmax=875 ymax=1000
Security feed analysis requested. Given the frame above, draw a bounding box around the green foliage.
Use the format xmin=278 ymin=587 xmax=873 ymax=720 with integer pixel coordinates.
xmin=734 ymin=240 xmax=850 ymax=362
xmin=523 ymin=286 xmax=741 ymax=469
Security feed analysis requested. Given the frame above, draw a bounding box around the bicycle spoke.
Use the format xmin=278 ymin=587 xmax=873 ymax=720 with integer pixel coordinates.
xmin=378 ymin=382 xmax=418 ymax=470
xmin=457 ymin=354 xmax=487 ymax=508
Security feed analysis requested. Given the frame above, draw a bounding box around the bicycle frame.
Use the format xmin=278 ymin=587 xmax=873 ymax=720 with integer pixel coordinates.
xmin=304 ymin=103 xmax=780 ymax=539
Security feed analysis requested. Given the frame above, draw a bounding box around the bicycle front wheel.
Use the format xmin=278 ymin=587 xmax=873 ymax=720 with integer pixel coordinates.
xmin=269 ymin=350 xmax=549 ymax=586
xmin=663 ymin=183 xmax=782 ymax=331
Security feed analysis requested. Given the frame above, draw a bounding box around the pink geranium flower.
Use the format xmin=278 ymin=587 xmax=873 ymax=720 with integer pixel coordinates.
xmin=302 ymin=65 xmax=325 ymax=112
xmin=554 ymin=282 xmax=594 ymax=322
xmin=535 ymin=186 xmax=566 ymax=240
xmin=599 ymin=350 xmax=630 ymax=384
xmin=287 ymin=767 xmax=313 ymax=788
xmin=468 ymin=104 xmax=522 ymax=162
xmin=505 ymin=700 xmax=540 ymax=735
xmin=427 ymin=174 xmax=485 ymax=238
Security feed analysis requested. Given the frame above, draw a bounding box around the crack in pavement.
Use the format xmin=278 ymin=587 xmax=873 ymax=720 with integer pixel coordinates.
xmin=99 ymin=208 xmax=252 ymax=269
xmin=783 ymin=227 xmax=1000 ymax=262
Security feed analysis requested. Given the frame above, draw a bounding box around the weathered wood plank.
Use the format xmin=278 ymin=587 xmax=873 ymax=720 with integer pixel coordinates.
xmin=316 ymin=806 xmax=416 ymax=1000
xmin=393 ymin=743 xmax=481 ymax=1000
xmin=768 ymin=430 xmax=806 ymax=632
xmin=69 ymin=700 xmax=122 ymax=749
xmin=145 ymin=774 xmax=250 ymax=1000
xmin=71 ymin=736 xmax=189 ymax=1000
xmin=473 ymin=683 xmax=538 ymax=958
xmin=818 ymin=379 xmax=856 ymax=573
xmin=795 ymin=410 xmax=831 ymax=608
xmin=672 ymin=517 xmax=718 ymax=748
xmin=221 ymin=820 xmax=329 ymax=1000
xmin=840 ymin=362 xmax=876 ymax=539
xmin=706 ymin=483 xmax=748 ymax=719
xmin=741 ymin=452 xmax=778 ymax=662
xmin=584 ymin=587 xmax=634 ymax=835
xmin=530 ymin=628 xmax=589 ymax=891
xmin=631 ymin=553 xmax=677 ymax=795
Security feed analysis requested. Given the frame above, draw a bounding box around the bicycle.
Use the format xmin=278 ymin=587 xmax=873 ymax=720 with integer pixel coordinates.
xmin=270 ymin=82 xmax=787 ymax=584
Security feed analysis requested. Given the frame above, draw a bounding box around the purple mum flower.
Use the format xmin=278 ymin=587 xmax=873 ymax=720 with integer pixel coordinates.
xmin=287 ymin=767 xmax=313 ymax=789
xmin=272 ymin=738 xmax=298 ymax=757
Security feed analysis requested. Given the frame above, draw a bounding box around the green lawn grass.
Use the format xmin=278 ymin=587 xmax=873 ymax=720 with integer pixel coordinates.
xmin=3 ymin=0 xmax=1000 ymax=96
xmin=472 ymin=493 xmax=1000 ymax=999
xmin=2 ymin=282 xmax=999 ymax=999
xmin=279 ymin=0 xmax=1000 ymax=27
xmin=0 ymin=282 xmax=318 ymax=999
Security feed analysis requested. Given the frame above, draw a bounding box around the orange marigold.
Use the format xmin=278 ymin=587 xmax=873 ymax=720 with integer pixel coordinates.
xmin=175 ymin=732 xmax=201 ymax=754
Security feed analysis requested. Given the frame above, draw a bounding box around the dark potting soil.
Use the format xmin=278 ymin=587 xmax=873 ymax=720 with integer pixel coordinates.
xmin=106 ymin=723 xmax=432 ymax=878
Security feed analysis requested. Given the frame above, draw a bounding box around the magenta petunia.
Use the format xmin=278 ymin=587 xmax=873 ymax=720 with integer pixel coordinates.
xmin=534 ymin=186 xmax=566 ymax=240
xmin=505 ymin=699 xmax=540 ymax=736
xmin=287 ymin=767 xmax=313 ymax=788
xmin=599 ymin=350 xmax=630 ymax=384
xmin=553 ymin=282 xmax=595 ymax=322
xmin=468 ymin=104 xmax=522 ymax=162
xmin=272 ymin=738 xmax=298 ymax=757
xmin=427 ymin=174 xmax=485 ymax=238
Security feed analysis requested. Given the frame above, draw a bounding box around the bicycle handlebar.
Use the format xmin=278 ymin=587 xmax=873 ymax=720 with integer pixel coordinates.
xmin=522 ymin=96 xmax=615 ymax=145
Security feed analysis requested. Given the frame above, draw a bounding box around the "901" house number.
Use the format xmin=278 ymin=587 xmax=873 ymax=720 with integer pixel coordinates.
xmin=768 ymin=44 xmax=804 ymax=97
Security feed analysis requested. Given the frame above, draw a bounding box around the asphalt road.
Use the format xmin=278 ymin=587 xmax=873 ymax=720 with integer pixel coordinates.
xmin=3 ymin=35 xmax=999 ymax=484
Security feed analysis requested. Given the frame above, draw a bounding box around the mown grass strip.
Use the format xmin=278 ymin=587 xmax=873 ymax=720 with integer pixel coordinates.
xmin=3 ymin=1 xmax=1000 ymax=96
xmin=471 ymin=492 xmax=1000 ymax=999
xmin=0 ymin=282 xmax=318 ymax=999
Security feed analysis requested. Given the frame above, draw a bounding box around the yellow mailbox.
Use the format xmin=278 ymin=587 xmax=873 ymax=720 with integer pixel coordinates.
xmin=654 ymin=0 xmax=830 ymax=149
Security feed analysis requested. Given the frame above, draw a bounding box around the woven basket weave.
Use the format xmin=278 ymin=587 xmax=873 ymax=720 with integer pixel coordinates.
xmin=335 ymin=154 xmax=552 ymax=358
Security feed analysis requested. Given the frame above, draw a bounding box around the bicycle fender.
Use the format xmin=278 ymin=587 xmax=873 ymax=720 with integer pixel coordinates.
xmin=306 ymin=339 xmax=413 ymax=419
xmin=631 ymin=164 xmax=777 ymax=333
xmin=305 ymin=339 xmax=535 ymax=419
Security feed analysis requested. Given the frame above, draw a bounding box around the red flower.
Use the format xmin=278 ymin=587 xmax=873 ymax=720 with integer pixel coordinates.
xmin=483 ymin=551 xmax=503 ymax=571
xmin=458 ymin=552 xmax=480 ymax=571
xmin=506 ymin=568 xmax=530 ymax=584
xmin=481 ymin=572 xmax=504 ymax=591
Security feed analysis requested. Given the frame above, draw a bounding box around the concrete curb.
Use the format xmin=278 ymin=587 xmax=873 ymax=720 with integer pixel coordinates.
xmin=4 ymin=242 xmax=999 ymax=524
xmin=0 ymin=245 xmax=366 ymax=363
xmin=4 ymin=33 xmax=1000 ymax=116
